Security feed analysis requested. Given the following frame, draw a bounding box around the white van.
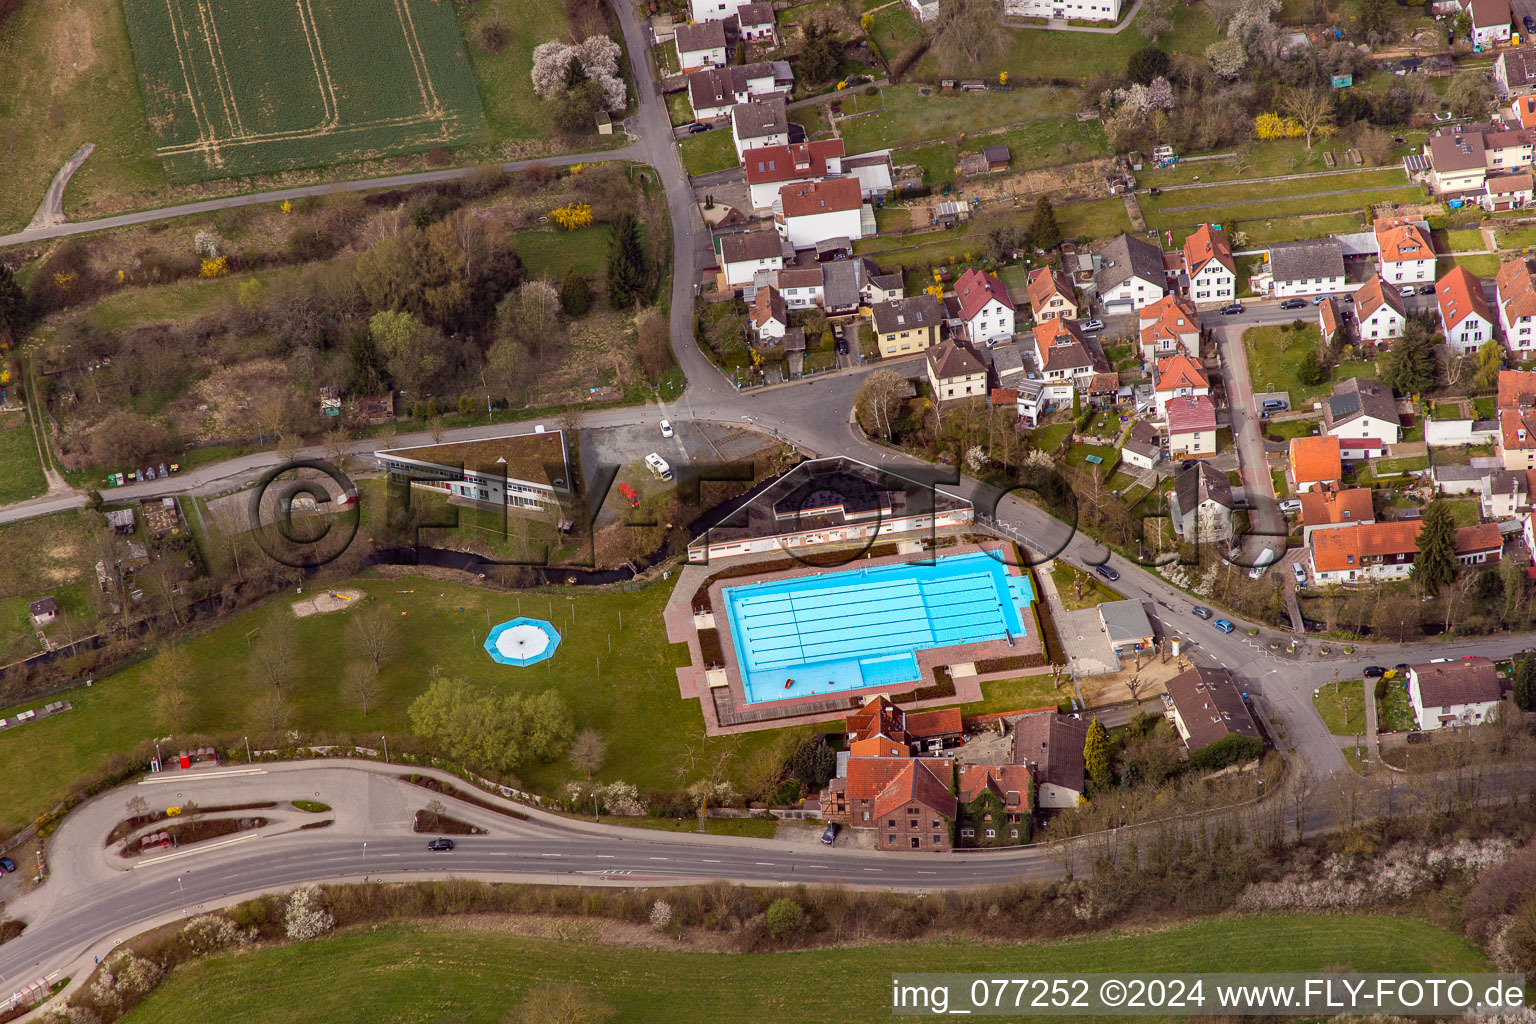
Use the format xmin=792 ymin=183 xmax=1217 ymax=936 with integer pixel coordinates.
xmin=644 ymin=453 xmax=673 ymax=481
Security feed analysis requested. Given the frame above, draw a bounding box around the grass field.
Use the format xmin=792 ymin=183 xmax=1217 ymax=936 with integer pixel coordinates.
xmin=120 ymin=0 xmax=487 ymax=181
xmin=837 ymin=84 xmax=1083 ymax=153
xmin=513 ymin=226 xmax=612 ymax=280
xmin=1378 ymin=675 xmax=1418 ymax=732
xmin=0 ymin=574 xmax=781 ymax=837
xmin=1456 ymin=253 xmax=1502 ymax=276
xmin=1244 ymin=324 xmax=1374 ymax=409
xmin=1145 ymin=186 xmax=1425 ymax=231
xmin=1051 ymin=562 xmax=1122 ymax=612
xmin=1312 ymin=679 xmax=1365 ymax=736
xmin=1239 ymin=213 xmax=1364 ymax=246
xmin=1140 ymin=169 xmax=1407 ymax=217
xmin=678 ymin=129 xmax=738 ymax=175
xmin=122 ymin=914 xmax=1489 ymax=1024
xmin=0 ymin=412 xmax=47 ymax=506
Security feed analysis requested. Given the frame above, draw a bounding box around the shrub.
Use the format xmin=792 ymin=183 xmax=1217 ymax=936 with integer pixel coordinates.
xmin=649 ymin=899 xmax=673 ymax=931
xmin=1189 ymin=734 xmax=1263 ymax=771
xmin=765 ymin=897 xmax=804 ymax=937
xmin=283 ymin=884 xmax=335 ymax=940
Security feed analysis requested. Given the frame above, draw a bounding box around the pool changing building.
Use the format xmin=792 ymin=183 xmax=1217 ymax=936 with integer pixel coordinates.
xmin=375 ymin=430 xmax=573 ymax=515
xmin=686 ymin=456 xmax=973 ymax=562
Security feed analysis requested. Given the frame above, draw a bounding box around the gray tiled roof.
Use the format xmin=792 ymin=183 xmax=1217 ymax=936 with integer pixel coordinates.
xmin=1094 ymin=234 xmax=1165 ymax=292
xmin=1267 ymin=238 xmax=1344 ymax=283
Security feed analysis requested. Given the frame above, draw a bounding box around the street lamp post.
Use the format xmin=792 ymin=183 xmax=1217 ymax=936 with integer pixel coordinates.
xmin=382 ymin=735 xmax=389 ymax=763
xmin=362 ymin=841 xmax=367 ymax=880
xmin=176 ymin=875 xmax=188 ymax=918
xmin=591 ymin=791 xmax=599 ymax=822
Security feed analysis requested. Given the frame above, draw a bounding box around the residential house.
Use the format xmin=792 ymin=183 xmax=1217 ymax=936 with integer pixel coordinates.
xmin=1163 ymin=665 xmax=1261 ymax=755
xmin=1099 ymin=599 xmax=1156 ymax=654
xmin=1482 ymin=468 xmax=1535 ymax=518
xmin=861 ymin=264 xmax=904 ymax=305
xmin=777 ymin=265 xmax=823 ymax=309
xmin=1298 ymin=486 xmax=1376 ymax=545
xmin=1497 ymin=256 xmax=1536 ymax=358
xmin=1011 ymin=711 xmax=1087 ymax=809
xmin=1354 ymin=275 xmax=1408 ymax=342
xmin=989 ymin=343 xmax=1024 ymax=384
xmin=1263 ymin=238 xmax=1346 ymax=298
xmin=1512 ymin=93 xmax=1536 ymax=128
xmin=1309 ymin=520 xmax=1502 ymax=583
xmin=687 ymin=62 xmax=792 ymax=121
xmin=375 ymin=430 xmax=572 ymax=515
xmin=1498 ymin=369 xmax=1536 ymax=469
xmin=1151 ymin=352 xmax=1209 ymax=419
xmin=1485 ymin=172 xmax=1535 ymax=211
xmin=743 ymin=139 xmax=843 ymax=211
xmin=1321 ymin=378 xmax=1402 ymax=458
xmin=1026 ymin=267 xmax=1078 ymax=322
xmin=871 ymin=294 xmax=945 ymax=357
xmin=841 ymin=151 xmax=896 ymax=200
xmin=674 ymin=19 xmax=728 ymax=74
xmin=719 ymin=229 xmax=785 ymax=289
xmin=1457 ymin=522 xmax=1505 ymax=567
xmin=1182 ymin=223 xmax=1237 ymax=303
xmin=690 ymin=0 xmax=749 ymax=21
xmin=1136 ymin=294 xmax=1200 ymax=365
xmin=28 ymin=596 xmax=58 ymax=626
xmin=1121 ymin=420 xmax=1163 ymax=470
xmin=1003 ymin=0 xmax=1124 ymax=23
xmin=750 ymin=285 xmax=787 ymax=339
xmin=1462 ymin=0 xmax=1512 ymax=48
xmin=1408 ymin=657 xmax=1503 ymax=731
xmin=1319 ymin=295 xmax=1343 ymax=342
xmin=730 ymin=97 xmax=788 ymax=159
xmin=927 ymin=339 xmax=988 ymax=401
xmin=1015 ymin=378 xmax=1048 ymax=426
xmin=818 ymin=259 xmax=865 ymax=318
xmin=775 ymin=177 xmax=865 ymax=250
xmin=735 ymin=1 xmax=777 ymax=42
xmin=1437 ymin=265 xmax=1495 ymax=355
xmin=1169 ymin=461 xmax=1235 ymax=543
xmin=845 ymin=697 xmax=963 ymax=755
xmin=1424 ymin=125 xmax=1533 ymax=194
xmin=1374 ymin=218 xmax=1436 ymax=284
xmin=821 ymin=755 xmax=956 ymax=850
xmin=1094 ymin=234 xmax=1167 ymax=314
xmin=1288 ymin=435 xmax=1342 ymax=493
xmin=1031 ymin=318 xmax=1095 ymax=397
xmin=1165 ymin=395 xmax=1218 ymax=459
xmin=955 ymin=763 xmax=1033 ymax=846
xmin=953 ymin=267 xmax=1016 ymax=345
xmin=1495 ymin=46 xmax=1536 ymax=96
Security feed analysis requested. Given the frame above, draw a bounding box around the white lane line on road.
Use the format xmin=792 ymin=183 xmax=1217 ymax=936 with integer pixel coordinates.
xmin=595 ymin=854 xmax=614 ymax=859
xmin=540 ymin=853 xmax=562 ymax=857
xmin=754 ymin=862 xmax=775 ymax=866
xmin=702 ymin=858 xmax=721 ymax=863
xmin=649 ymin=856 xmax=669 ymax=861
xmin=134 ymin=831 xmax=259 ymax=868
xmin=862 ymin=868 xmax=882 ymax=872
xmin=139 ymin=768 xmax=266 ymax=785
xmin=487 ymin=852 xmax=510 ymax=857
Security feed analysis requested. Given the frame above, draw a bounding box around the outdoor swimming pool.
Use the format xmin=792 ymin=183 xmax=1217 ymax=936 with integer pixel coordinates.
xmin=721 ymin=552 xmax=1034 ymax=704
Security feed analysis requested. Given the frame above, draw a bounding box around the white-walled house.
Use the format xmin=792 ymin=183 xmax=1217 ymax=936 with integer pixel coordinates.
xmin=1262 ymin=239 xmax=1346 ymax=298
xmin=1003 ymin=0 xmax=1123 ymax=22
xmin=688 ymin=62 xmax=791 ymax=121
xmin=1462 ymin=0 xmax=1512 ymax=49
xmin=719 ymin=229 xmax=785 ymax=289
xmin=1026 ymin=267 xmax=1077 ymax=322
xmin=927 ymin=340 xmax=988 ymax=401
xmin=1437 ymin=266 xmax=1495 ymax=355
xmin=774 ymin=177 xmax=865 ymax=250
xmin=1151 ymin=352 xmax=1209 ymax=419
xmin=1408 ymin=657 xmax=1502 ymax=731
xmin=731 ymin=98 xmax=789 ymax=160
xmin=1354 ymin=275 xmax=1407 ymax=341
xmin=674 ymin=20 xmax=728 ymax=74
xmin=690 ymin=0 xmax=749 ymax=21
xmin=952 ymin=267 xmax=1015 ymax=344
xmin=1182 ymin=224 xmax=1236 ymax=304
xmin=1374 ymin=219 xmax=1436 ymax=285
xmin=1497 ymin=256 xmax=1536 ymax=359
xmin=735 ymin=1 xmax=777 ymax=42
xmin=1094 ymin=234 xmax=1166 ymax=314
xmin=1137 ymin=294 xmax=1200 ymax=363
xmin=1321 ymin=378 xmax=1402 ymax=451
xmin=743 ymin=139 xmax=844 ymax=211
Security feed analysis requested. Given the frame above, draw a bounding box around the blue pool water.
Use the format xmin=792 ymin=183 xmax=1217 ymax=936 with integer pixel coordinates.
xmin=721 ymin=552 xmax=1034 ymax=704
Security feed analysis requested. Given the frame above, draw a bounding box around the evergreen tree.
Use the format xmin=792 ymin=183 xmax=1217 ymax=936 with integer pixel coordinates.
xmin=1380 ymin=321 xmax=1437 ymax=396
xmin=1411 ymin=500 xmax=1457 ymax=595
xmin=560 ymin=268 xmax=591 ymax=316
xmin=1514 ymin=655 xmax=1536 ymax=712
xmin=1358 ymin=0 xmax=1392 ymax=36
xmin=0 ymin=266 xmax=26 ymax=340
xmin=1029 ymin=196 xmax=1061 ymax=251
xmin=606 ymin=212 xmax=648 ymax=309
xmin=1083 ymin=717 xmax=1112 ymax=789
xmin=346 ymin=328 xmax=389 ymax=394
xmin=1297 ymin=347 xmax=1327 ymax=387
xmin=1474 ymin=338 xmax=1503 ymax=392
xmin=798 ymin=20 xmax=842 ymax=84
xmin=1126 ymin=46 xmax=1171 ymax=85
xmin=562 ymin=53 xmax=589 ymax=92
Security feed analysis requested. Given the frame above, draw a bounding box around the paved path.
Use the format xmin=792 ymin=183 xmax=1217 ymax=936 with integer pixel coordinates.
xmin=25 ymin=144 xmax=94 ymax=232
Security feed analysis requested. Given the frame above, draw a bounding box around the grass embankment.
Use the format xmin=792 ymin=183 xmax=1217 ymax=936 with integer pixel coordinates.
xmin=122 ymin=914 xmax=1488 ymax=1024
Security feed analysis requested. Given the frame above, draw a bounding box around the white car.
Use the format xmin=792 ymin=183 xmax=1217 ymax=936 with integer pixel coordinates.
xmin=1278 ymin=498 xmax=1302 ymax=515
xmin=644 ymin=452 xmax=673 ymax=481
xmin=1292 ymin=561 xmax=1307 ymax=585
xmin=659 ymin=420 xmax=673 ymax=438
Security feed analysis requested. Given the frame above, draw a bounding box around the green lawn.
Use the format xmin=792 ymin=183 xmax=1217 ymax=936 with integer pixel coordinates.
xmin=919 ymin=2 xmax=1219 ymax=80
xmin=1271 ymin=468 xmax=1288 ymax=498
xmin=1355 ymin=454 xmax=1430 ymax=482
xmin=838 ymin=84 xmax=1082 ymax=153
xmin=1497 ymin=224 xmax=1536 ymax=249
xmin=0 ymin=412 xmax=47 ymax=506
xmin=1443 ymin=499 xmax=1481 ymax=526
xmin=1140 ymin=169 xmax=1407 ymax=216
xmin=83 ymin=266 xmax=302 ymax=332
xmin=1312 ymin=679 xmax=1366 ymax=736
xmin=1145 ymin=186 xmax=1425 ymax=231
xmin=0 ymin=574 xmax=779 ymax=837
xmin=1058 ymin=197 xmax=1134 ymax=241
xmin=512 ymin=226 xmax=612 ymax=279
xmin=1065 ymin=443 xmax=1119 ymax=467
xmin=666 ymin=91 xmax=694 ymax=127
xmin=679 ymin=130 xmax=738 ymax=175
xmin=960 ymin=672 xmax=1062 ymax=715
xmin=1142 ymin=139 xmax=1381 ymax=187
xmin=1243 ymin=324 xmax=1336 ymax=409
xmin=1445 ymin=228 xmax=1486 ymax=251
xmin=1263 ymin=418 xmax=1318 ymax=441
xmin=122 ymin=914 xmax=1489 ymax=1024
xmin=865 ymin=5 xmax=923 ymax=62
xmin=1238 ymin=213 xmax=1364 ymax=246
xmin=1378 ymin=675 xmax=1418 ymax=733
xmin=906 ymin=141 xmax=959 ymax=190
xmin=1032 ymin=421 xmax=1073 ymax=453
xmin=1051 ymin=561 xmax=1122 ymax=611
xmin=956 ymin=119 xmax=1108 ymax=172
xmin=1455 ymin=254 xmax=1502 ymax=276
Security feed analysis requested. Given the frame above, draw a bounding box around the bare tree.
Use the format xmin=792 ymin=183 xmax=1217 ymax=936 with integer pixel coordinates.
xmin=1281 ymin=86 xmax=1335 ymax=150
xmin=250 ymin=614 xmax=298 ymax=691
xmin=250 ymin=690 xmax=294 ymax=732
xmin=511 ymin=979 xmax=613 ymax=1024
xmin=570 ymin=728 xmax=608 ymax=778
xmin=276 ymin=432 xmax=303 ymax=463
xmin=428 ymin=416 xmax=448 ymax=444
xmin=345 ymin=661 xmax=382 ymax=718
xmin=155 ymin=686 xmax=192 ymax=733
xmin=347 ymin=602 xmax=400 ymax=672
xmin=856 ymin=369 xmax=908 ymax=440
xmin=125 ymin=794 xmax=150 ymax=820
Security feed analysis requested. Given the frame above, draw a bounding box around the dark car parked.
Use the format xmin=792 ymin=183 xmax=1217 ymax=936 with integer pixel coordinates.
xmin=687 ymin=122 xmax=712 ymax=133
xmin=821 ymin=822 xmax=841 ymax=845
xmin=1095 ymin=563 xmax=1120 ymax=582
xmin=1279 ymin=298 xmax=1306 ymax=310
xmin=1220 ymin=302 xmax=1244 ymax=315
xmin=427 ymin=838 xmax=455 ymax=852
xmin=1364 ymin=666 xmax=1386 ymax=678
xmin=0 ymin=858 xmax=14 ymax=874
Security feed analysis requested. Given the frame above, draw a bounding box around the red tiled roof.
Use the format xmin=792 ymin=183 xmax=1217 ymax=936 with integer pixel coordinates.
xmin=751 ymin=285 xmax=785 ymax=328
xmin=1311 ymin=520 xmax=1420 ymax=573
xmin=1025 ymin=267 xmax=1073 ymax=312
xmin=1182 ymin=223 xmax=1235 ymax=278
xmin=849 ymin=735 xmax=908 ymax=758
xmin=1153 ymin=352 xmax=1208 ymax=392
xmin=1437 ymin=265 xmax=1492 ymax=331
xmin=990 ymin=388 xmax=1018 ymax=405
xmin=1032 ymin=317 xmax=1086 ymax=366
xmin=1497 ymin=257 xmax=1536 ymax=322
xmin=778 ymin=177 xmax=861 ymax=218
xmin=1319 ymin=296 xmax=1341 ymax=337
xmin=1457 ymin=522 xmax=1504 ymax=554
xmin=841 ymin=755 xmax=952 ymax=801
xmin=1411 ymin=656 xmax=1501 ymax=708
xmin=1164 ymin=665 xmax=1260 ymax=751
xmin=904 ymin=707 xmax=962 ymax=739
xmin=743 ymin=139 xmax=845 ymax=184
xmin=953 ymin=267 xmax=1015 ymax=322
xmin=1487 ymin=172 xmax=1534 ymax=195
xmin=1166 ymin=394 xmax=1216 ymax=433
xmin=1374 ymin=218 xmax=1434 ymax=265
xmin=1355 ymin=274 xmax=1406 ymax=323
xmin=871 ymin=760 xmax=957 ymax=820
xmin=1289 ymin=435 xmax=1342 ymax=486
xmin=955 ymin=763 xmax=1033 ymax=808
xmin=1299 ymin=486 xmax=1375 ymax=529
xmin=1139 ymin=294 xmax=1201 ymax=350
xmin=1498 ymin=369 xmax=1536 ymax=409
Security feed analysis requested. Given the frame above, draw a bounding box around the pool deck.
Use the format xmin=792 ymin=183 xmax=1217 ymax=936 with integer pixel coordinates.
xmin=665 ymin=535 xmax=1047 ymax=736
